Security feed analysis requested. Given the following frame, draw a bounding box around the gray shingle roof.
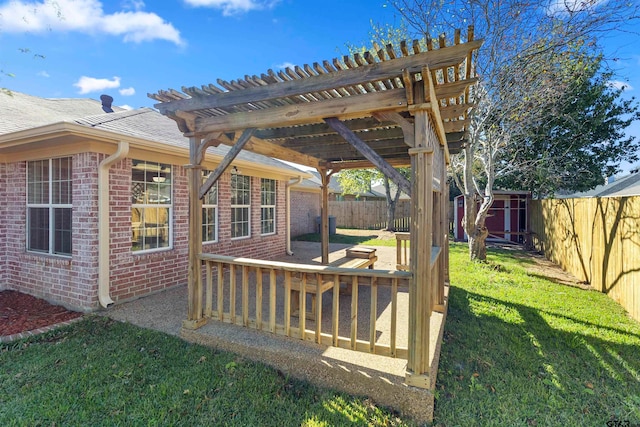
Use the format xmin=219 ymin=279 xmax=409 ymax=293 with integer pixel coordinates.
xmin=557 ymin=172 xmax=640 ymax=198
xmin=0 ymin=90 xmax=122 ymax=134
xmin=1 ymin=91 xmax=306 ymax=174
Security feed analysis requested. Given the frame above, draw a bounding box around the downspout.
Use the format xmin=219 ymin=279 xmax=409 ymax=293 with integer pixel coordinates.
xmin=98 ymin=142 xmax=129 ymax=308
xmin=285 ymin=176 xmax=304 ymax=255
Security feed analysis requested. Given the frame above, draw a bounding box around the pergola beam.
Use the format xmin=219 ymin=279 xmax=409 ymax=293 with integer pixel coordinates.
xmin=195 ymin=89 xmax=408 ymax=134
xmin=214 ymin=133 xmax=324 ymax=168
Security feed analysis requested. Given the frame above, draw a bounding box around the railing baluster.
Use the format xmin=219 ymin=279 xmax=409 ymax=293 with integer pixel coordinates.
xmin=369 ymin=276 xmax=377 ymax=353
xmin=269 ymin=269 xmax=277 ymax=333
xmin=350 ymin=275 xmax=358 ymax=350
xmin=230 ymin=264 xmax=236 ymax=322
xmin=332 ymin=273 xmax=340 ymax=347
xmin=256 ymin=267 xmax=263 ymax=330
xmin=242 ymin=266 xmax=249 ymax=327
xmin=315 ymin=273 xmax=322 ymax=343
xmin=205 ymin=261 xmax=212 ymax=317
xmin=284 ymin=271 xmax=291 ymax=336
xmin=391 ymin=277 xmax=398 ymax=357
xmin=217 ymin=262 xmax=224 ymax=321
xmin=299 ymin=273 xmax=306 ymax=338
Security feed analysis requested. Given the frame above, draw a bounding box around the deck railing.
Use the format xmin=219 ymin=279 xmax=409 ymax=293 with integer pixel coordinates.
xmin=199 ymin=254 xmax=412 ymax=359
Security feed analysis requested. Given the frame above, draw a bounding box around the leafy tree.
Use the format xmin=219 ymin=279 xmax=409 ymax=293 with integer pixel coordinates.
xmin=336 ymin=168 xmax=410 ymax=231
xmin=390 ymin=0 xmax=640 ymax=261
xmin=497 ymin=54 xmax=640 ymax=197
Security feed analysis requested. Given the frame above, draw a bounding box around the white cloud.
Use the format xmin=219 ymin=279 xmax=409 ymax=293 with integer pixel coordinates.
xmin=547 ymin=0 xmax=608 ymax=15
xmin=74 ymin=76 xmax=121 ymax=94
xmin=276 ymin=62 xmax=295 ymax=70
xmin=122 ymin=0 xmax=146 ymax=11
xmin=119 ymin=87 xmax=136 ymax=96
xmin=0 ymin=0 xmax=184 ymax=46
xmin=184 ymin=0 xmax=280 ymax=16
xmin=608 ymin=80 xmax=633 ymax=91
xmin=37 ymin=71 xmax=50 ymax=78
xmin=118 ymin=104 xmax=134 ymax=110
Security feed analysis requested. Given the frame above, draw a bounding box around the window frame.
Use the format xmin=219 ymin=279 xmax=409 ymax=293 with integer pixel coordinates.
xmin=260 ymin=178 xmax=276 ymax=236
xmin=131 ymin=160 xmax=173 ymax=253
xmin=26 ymin=157 xmax=73 ymax=257
xmin=202 ymin=172 xmax=218 ymax=244
xmin=230 ymin=174 xmax=251 ymax=240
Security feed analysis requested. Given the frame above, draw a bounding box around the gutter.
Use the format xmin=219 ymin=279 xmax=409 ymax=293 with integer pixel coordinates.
xmin=285 ymin=176 xmax=304 ymax=255
xmin=98 ymin=141 xmax=129 ymax=308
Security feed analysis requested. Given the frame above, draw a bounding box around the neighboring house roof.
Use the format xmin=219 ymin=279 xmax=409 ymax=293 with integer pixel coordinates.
xmin=557 ymin=171 xmax=640 ymax=198
xmin=371 ymin=184 xmax=410 ymax=200
xmin=1 ymin=91 xmax=308 ymax=177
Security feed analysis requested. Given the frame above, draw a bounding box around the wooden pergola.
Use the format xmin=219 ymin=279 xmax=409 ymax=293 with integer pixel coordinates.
xmin=149 ymin=27 xmax=480 ymax=389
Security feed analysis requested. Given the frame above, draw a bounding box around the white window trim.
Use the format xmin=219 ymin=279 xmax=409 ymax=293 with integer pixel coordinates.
xmin=202 ymin=177 xmax=218 ymax=244
xmin=131 ymin=161 xmax=173 ymax=254
xmin=26 ymin=158 xmax=73 ymax=257
xmin=260 ymin=178 xmax=276 ymax=236
xmin=231 ymin=174 xmax=251 ymax=240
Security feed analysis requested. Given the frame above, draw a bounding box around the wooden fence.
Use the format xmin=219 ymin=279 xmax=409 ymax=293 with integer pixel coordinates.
xmin=329 ymin=200 xmax=412 ymax=230
xmin=529 ymin=197 xmax=640 ymax=322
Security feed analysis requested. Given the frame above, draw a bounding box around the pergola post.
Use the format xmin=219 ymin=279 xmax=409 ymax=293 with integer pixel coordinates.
xmin=318 ymin=168 xmax=332 ymax=265
xmin=184 ymin=135 xmax=207 ymax=329
xmin=406 ymin=106 xmax=434 ymax=388
xmin=433 ymin=144 xmax=446 ymax=311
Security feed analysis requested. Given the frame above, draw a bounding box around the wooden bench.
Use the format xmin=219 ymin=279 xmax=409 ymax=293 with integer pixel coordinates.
xmin=291 ymin=247 xmax=377 ymax=320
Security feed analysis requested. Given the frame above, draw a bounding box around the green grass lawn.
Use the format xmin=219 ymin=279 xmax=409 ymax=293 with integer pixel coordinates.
xmin=292 ymin=229 xmax=398 ymax=247
xmin=0 ymin=317 xmax=405 ymax=426
xmin=2 ymin=235 xmax=639 ymax=426
xmin=436 ymin=243 xmax=640 ymax=427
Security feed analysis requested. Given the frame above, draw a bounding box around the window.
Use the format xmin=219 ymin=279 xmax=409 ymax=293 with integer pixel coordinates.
xmin=131 ymin=161 xmax=172 ymax=252
xmin=261 ymin=178 xmax=276 ymax=235
xmin=27 ymin=157 xmax=72 ymax=256
xmin=202 ymin=172 xmax=218 ymax=243
xmin=231 ymin=174 xmax=250 ymax=239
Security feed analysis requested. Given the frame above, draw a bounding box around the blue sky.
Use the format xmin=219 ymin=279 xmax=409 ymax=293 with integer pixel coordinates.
xmin=1 ymin=0 xmax=639 ymax=172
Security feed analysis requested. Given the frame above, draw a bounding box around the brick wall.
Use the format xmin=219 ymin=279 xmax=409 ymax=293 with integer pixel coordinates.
xmin=3 ymin=155 xmax=288 ymax=311
xmin=290 ymin=190 xmax=320 ymax=236
xmin=4 ymin=154 xmax=100 ymax=310
xmin=108 ymin=164 xmax=287 ymax=305
xmin=0 ymin=162 xmax=7 ymax=287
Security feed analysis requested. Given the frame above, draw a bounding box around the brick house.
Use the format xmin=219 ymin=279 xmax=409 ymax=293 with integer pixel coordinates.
xmin=0 ymin=91 xmax=311 ymax=311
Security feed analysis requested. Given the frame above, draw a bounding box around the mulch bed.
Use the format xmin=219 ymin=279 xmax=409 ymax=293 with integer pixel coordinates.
xmin=0 ymin=290 xmax=83 ymax=336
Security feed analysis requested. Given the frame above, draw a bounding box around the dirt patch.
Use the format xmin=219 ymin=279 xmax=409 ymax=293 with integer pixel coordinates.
xmin=0 ymin=290 xmax=83 ymax=336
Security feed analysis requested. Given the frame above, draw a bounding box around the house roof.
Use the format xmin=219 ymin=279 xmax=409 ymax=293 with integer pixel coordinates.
xmin=0 ymin=91 xmax=123 ymax=134
xmin=557 ymin=171 xmax=640 ymax=198
xmin=371 ymin=183 xmax=410 ymax=200
xmin=0 ymin=91 xmax=309 ymax=178
xmin=73 ymin=108 xmax=306 ymax=173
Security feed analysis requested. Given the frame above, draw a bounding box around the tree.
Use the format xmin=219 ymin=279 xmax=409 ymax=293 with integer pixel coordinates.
xmin=336 ymin=168 xmax=410 ymax=231
xmin=390 ymin=0 xmax=640 ymax=261
xmin=497 ymin=55 xmax=640 ymax=197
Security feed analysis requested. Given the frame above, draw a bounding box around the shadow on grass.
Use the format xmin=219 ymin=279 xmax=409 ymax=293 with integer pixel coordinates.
xmin=434 ymin=284 xmax=640 ymax=426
